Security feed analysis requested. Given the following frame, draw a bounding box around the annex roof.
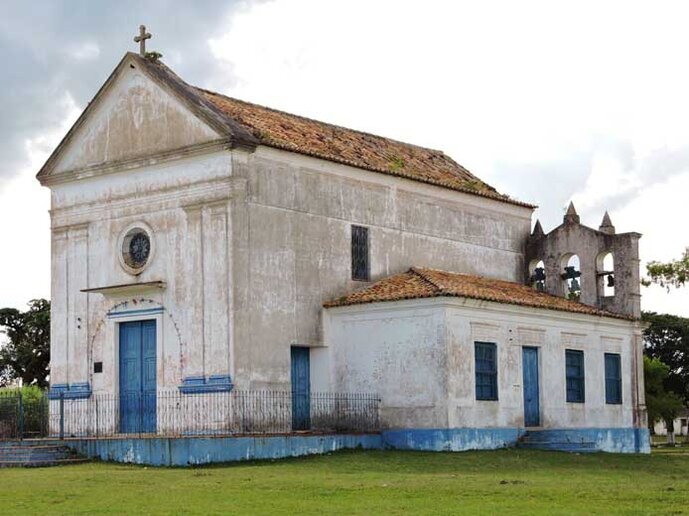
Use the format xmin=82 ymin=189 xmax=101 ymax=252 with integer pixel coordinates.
xmin=324 ymin=267 xmax=633 ymax=320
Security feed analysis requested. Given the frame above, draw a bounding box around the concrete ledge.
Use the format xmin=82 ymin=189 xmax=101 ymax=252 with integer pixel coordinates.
xmin=47 ymin=382 xmax=92 ymax=399
xmin=178 ymin=375 xmax=234 ymax=393
xmin=63 ymin=433 xmax=382 ymax=466
xmin=382 ymin=428 xmax=525 ymax=452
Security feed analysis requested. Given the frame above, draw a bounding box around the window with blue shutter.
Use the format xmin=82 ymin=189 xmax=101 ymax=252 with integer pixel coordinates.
xmin=351 ymin=225 xmax=370 ymax=281
xmin=475 ymin=342 xmax=498 ymax=401
xmin=565 ymin=349 xmax=585 ymax=403
xmin=605 ymin=353 xmax=622 ymax=404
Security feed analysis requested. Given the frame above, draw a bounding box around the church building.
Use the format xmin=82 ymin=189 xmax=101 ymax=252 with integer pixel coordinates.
xmin=36 ymin=46 xmax=649 ymax=455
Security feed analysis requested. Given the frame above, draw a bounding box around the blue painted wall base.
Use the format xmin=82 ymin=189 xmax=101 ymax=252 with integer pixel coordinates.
xmin=382 ymin=427 xmax=650 ymax=454
xmin=61 ymin=427 xmax=650 ymax=466
xmin=64 ymin=434 xmax=382 ymax=466
xmin=383 ymin=428 xmax=525 ymax=452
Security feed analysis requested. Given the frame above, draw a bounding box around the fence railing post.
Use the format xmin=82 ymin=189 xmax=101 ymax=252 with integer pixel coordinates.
xmin=17 ymin=390 xmax=24 ymax=440
xmin=59 ymin=393 xmax=65 ymax=440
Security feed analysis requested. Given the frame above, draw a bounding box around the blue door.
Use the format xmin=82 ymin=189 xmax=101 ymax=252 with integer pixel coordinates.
xmin=522 ymin=346 xmax=540 ymax=427
xmin=291 ymin=347 xmax=311 ymax=431
xmin=119 ymin=320 xmax=157 ymax=433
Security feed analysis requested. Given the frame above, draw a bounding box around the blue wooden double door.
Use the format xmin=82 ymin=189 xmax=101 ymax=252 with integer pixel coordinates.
xmin=291 ymin=347 xmax=311 ymax=431
xmin=522 ymin=346 xmax=540 ymax=427
xmin=119 ymin=320 xmax=157 ymax=433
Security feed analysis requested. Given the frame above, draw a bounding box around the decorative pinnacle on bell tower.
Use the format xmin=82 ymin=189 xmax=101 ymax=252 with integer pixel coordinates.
xmin=134 ymin=25 xmax=152 ymax=57
xmin=599 ymin=211 xmax=615 ymax=235
xmin=531 ymin=219 xmax=545 ymax=238
xmin=563 ymin=201 xmax=580 ymax=225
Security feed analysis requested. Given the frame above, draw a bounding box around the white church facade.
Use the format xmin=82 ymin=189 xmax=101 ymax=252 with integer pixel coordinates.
xmin=37 ymin=51 xmax=649 ymax=455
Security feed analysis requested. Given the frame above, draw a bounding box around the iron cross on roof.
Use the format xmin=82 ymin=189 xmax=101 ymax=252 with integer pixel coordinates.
xmin=134 ymin=25 xmax=152 ymax=56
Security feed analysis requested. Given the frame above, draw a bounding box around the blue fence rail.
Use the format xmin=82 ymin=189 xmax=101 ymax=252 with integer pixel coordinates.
xmin=1 ymin=389 xmax=380 ymax=439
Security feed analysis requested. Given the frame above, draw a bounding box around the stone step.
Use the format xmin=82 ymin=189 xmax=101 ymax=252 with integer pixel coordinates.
xmin=518 ymin=441 xmax=597 ymax=452
xmin=0 ymin=445 xmax=74 ymax=452
xmin=0 ymin=441 xmax=84 ymax=467
xmin=0 ymin=452 xmax=76 ymax=460
xmin=517 ymin=430 xmax=602 ymax=453
xmin=0 ymin=440 xmax=62 ymax=448
xmin=0 ymin=444 xmax=65 ymax=452
xmin=0 ymin=457 xmax=90 ymax=468
xmin=0 ymin=449 xmax=73 ymax=454
xmin=519 ymin=430 xmax=595 ymax=443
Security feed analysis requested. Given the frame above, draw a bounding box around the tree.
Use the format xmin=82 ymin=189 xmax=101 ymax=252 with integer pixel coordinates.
xmin=643 ymin=311 xmax=689 ymax=404
xmin=644 ymin=248 xmax=689 ymax=289
xmin=0 ymin=299 xmax=50 ymax=388
xmin=644 ymin=356 xmax=684 ymax=444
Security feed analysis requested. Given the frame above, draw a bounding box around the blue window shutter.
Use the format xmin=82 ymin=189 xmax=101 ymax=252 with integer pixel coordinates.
xmin=565 ymin=350 xmax=585 ymax=403
xmin=475 ymin=342 xmax=498 ymax=401
xmin=605 ymin=353 xmax=622 ymax=404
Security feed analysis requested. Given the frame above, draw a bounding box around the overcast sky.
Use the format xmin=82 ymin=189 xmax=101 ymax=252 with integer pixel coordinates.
xmin=1 ymin=0 xmax=688 ymax=315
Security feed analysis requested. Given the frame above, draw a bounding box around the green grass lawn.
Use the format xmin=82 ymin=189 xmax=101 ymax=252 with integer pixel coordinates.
xmin=2 ymin=448 xmax=689 ymax=515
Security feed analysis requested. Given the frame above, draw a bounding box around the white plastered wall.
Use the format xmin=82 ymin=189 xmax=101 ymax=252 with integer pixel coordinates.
xmin=48 ymin=149 xmax=238 ymax=395
xmin=321 ymin=297 xmax=644 ymax=430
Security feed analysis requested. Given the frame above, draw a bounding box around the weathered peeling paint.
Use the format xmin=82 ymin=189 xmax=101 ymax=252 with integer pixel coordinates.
xmin=64 ymin=434 xmax=382 ymax=466
xmin=323 ymin=297 xmax=647 ymax=433
xmin=62 ymin=426 xmax=649 ymax=466
xmin=51 ymin=63 xmax=220 ymax=176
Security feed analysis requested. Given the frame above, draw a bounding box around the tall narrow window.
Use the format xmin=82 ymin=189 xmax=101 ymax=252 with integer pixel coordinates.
xmin=565 ymin=349 xmax=585 ymax=403
xmin=475 ymin=342 xmax=498 ymax=400
xmin=605 ymin=353 xmax=622 ymax=404
xmin=351 ymin=225 xmax=370 ymax=281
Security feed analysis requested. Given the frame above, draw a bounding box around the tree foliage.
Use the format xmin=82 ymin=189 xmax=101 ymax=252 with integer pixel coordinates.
xmin=644 ymin=248 xmax=689 ymax=289
xmin=644 ymin=356 xmax=684 ymax=429
xmin=643 ymin=311 xmax=689 ymax=404
xmin=0 ymin=299 xmax=50 ymax=388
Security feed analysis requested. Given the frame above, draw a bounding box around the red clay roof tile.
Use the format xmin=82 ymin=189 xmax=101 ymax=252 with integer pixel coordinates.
xmin=196 ymin=88 xmax=533 ymax=208
xmin=324 ymin=267 xmax=632 ymax=320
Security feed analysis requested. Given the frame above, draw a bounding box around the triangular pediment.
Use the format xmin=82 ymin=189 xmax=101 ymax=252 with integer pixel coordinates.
xmin=37 ymin=53 xmax=256 ymax=183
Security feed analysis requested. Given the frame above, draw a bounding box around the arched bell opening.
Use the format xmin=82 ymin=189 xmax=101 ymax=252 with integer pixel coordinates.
xmin=560 ymin=253 xmax=582 ymax=301
xmin=596 ymin=251 xmax=615 ymax=298
xmin=528 ymin=259 xmax=546 ymax=292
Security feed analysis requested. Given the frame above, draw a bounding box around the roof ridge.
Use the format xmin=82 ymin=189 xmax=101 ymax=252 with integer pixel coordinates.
xmin=409 ymin=267 xmax=445 ymax=294
xmin=139 ymin=55 xmax=259 ymax=146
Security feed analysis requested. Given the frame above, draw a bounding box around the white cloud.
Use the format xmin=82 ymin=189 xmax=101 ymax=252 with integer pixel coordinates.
xmin=614 ymin=172 xmax=689 ymax=317
xmin=208 ymin=0 xmax=689 ymax=316
xmin=0 ymin=94 xmax=80 ymax=310
xmin=67 ymin=42 xmax=101 ymax=61
xmin=3 ymin=0 xmax=689 ymax=318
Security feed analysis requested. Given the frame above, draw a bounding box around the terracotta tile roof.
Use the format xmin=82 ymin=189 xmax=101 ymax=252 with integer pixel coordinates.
xmin=36 ymin=53 xmax=534 ymax=209
xmin=196 ymin=88 xmax=533 ymax=208
xmin=324 ymin=267 xmax=632 ymax=320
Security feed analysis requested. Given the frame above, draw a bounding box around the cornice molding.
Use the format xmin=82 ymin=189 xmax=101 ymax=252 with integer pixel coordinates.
xmin=40 ymin=138 xmax=233 ymax=187
xmin=50 ymin=176 xmax=242 ymax=227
